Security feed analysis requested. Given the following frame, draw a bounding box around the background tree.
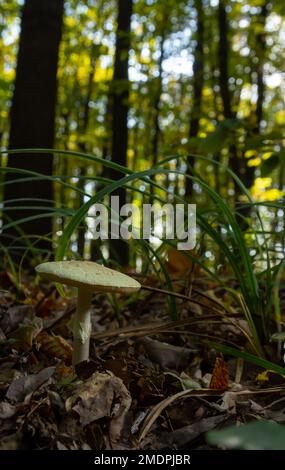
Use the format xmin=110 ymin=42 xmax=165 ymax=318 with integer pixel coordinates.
xmin=108 ymin=0 xmax=133 ymax=265
xmin=217 ymin=0 xmax=240 ymax=195
xmin=186 ymin=0 xmax=205 ymax=198
xmin=3 ymin=0 xmax=64 ymax=255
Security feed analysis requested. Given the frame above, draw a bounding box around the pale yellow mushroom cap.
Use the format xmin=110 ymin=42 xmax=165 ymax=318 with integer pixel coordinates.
xmin=35 ymin=260 xmax=141 ymax=294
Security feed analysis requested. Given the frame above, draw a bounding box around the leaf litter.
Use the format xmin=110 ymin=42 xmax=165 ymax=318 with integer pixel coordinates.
xmin=0 ymin=266 xmax=284 ymax=450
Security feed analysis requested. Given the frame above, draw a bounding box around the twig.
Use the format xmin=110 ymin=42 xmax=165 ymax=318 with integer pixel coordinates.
xmin=141 ymin=284 xmax=227 ymax=314
xmin=139 ymin=386 xmax=285 ymax=441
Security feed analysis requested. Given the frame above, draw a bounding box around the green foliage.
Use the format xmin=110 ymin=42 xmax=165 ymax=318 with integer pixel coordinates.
xmin=199 ymin=119 xmax=241 ymax=154
xmin=2 ymin=148 xmax=283 ymax=361
xmin=207 ymin=421 xmax=285 ymax=450
xmin=260 ymin=151 xmax=285 ymax=177
xmin=208 ymin=342 xmax=285 ymax=376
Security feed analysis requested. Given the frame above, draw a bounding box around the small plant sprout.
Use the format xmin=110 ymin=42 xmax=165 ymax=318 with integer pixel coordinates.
xmin=35 ymin=261 xmax=141 ymax=365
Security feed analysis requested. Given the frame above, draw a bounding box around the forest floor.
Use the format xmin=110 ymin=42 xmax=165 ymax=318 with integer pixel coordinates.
xmin=0 ymin=259 xmax=284 ymax=451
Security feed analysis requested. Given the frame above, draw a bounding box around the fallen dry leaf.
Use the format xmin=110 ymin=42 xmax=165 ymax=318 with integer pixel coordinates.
xmin=138 ymin=389 xmax=216 ymax=442
xmin=6 ymin=366 xmax=55 ymax=403
xmin=210 ymin=357 xmax=229 ymax=391
xmin=0 ymin=305 xmax=35 ymax=334
xmin=219 ymin=391 xmax=238 ymax=414
xmin=37 ymin=331 xmax=73 ymax=364
xmin=65 ymin=371 xmax=132 ymax=448
xmin=141 ymin=336 xmax=197 ymax=370
xmin=36 ymin=295 xmax=57 ymax=318
xmin=8 ymin=317 xmax=43 ymax=350
xmin=0 ymin=433 xmax=22 ymax=450
xmin=0 ymin=368 xmax=22 ymax=390
xmin=158 ymin=414 xmax=227 ymax=448
xmin=0 ymin=401 xmax=18 ymax=419
xmin=165 ymin=247 xmax=193 ymax=277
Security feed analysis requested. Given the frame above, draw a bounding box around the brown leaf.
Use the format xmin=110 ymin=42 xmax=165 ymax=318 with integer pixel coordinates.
xmin=210 ymin=357 xmax=229 ymax=391
xmin=0 ymin=305 xmax=35 ymax=334
xmin=104 ymin=358 xmax=130 ymax=385
xmin=0 ymin=401 xmax=18 ymax=419
xmin=0 ymin=433 xmax=22 ymax=450
xmin=141 ymin=337 xmax=197 ymax=370
xmin=6 ymin=366 xmax=55 ymax=403
xmin=8 ymin=317 xmax=43 ymax=350
xmin=157 ymin=415 xmax=227 ymax=448
xmin=37 ymin=296 xmax=57 ymax=318
xmin=165 ymin=248 xmax=193 ymax=276
xmin=0 ymin=368 xmax=22 ymax=389
xmin=65 ymin=371 xmax=131 ymax=448
xmin=55 ymin=363 xmax=74 ymax=381
xmin=75 ymin=360 xmax=100 ymax=380
xmin=37 ymin=331 xmax=73 ymax=364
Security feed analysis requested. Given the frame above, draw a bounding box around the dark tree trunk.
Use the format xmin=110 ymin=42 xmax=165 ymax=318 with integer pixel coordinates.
xmin=151 ymin=32 xmax=165 ymax=168
xmin=77 ymin=165 xmax=87 ymax=258
xmin=217 ymin=0 xmax=240 ymax=194
xmin=186 ymin=0 xmax=204 ymax=198
xmin=77 ymin=52 xmax=97 ymax=258
xmin=208 ymin=23 xmax=222 ymax=196
xmin=101 ymin=92 xmax=112 ymax=162
xmin=243 ymin=2 xmax=268 ymax=189
xmin=149 ymin=30 xmax=165 ymax=203
xmin=3 ymin=0 xmax=64 ymax=256
xmin=109 ymin=0 xmax=133 ymax=266
xmin=218 ymin=0 xmax=232 ymax=120
xmin=255 ymin=3 xmax=268 ymax=131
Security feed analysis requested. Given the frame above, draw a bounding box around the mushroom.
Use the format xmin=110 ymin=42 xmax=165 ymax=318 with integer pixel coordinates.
xmin=35 ymin=260 xmax=141 ymax=365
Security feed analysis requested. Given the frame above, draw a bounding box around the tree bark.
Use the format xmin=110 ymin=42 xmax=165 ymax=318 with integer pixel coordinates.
xmin=218 ymin=0 xmax=232 ymax=120
xmin=218 ymin=0 xmax=240 ymax=194
xmin=77 ymin=51 xmax=97 ymax=258
xmin=255 ymin=3 xmax=268 ymax=131
xmin=108 ymin=0 xmax=133 ymax=266
xmin=151 ymin=32 xmax=165 ymax=168
xmin=3 ymin=0 xmax=64 ymax=256
xmin=243 ymin=2 xmax=268 ymax=189
xmin=186 ymin=0 xmax=204 ymax=198
xmin=149 ymin=29 xmax=166 ymax=203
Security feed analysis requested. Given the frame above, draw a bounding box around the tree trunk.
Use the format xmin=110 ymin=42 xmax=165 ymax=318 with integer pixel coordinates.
xmin=243 ymin=2 xmax=268 ymax=189
xmin=186 ymin=0 xmax=204 ymax=198
xmin=255 ymin=3 xmax=268 ymax=131
xmin=218 ymin=0 xmax=232 ymax=120
xmin=218 ymin=0 xmax=240 ymax=196
xmin=108 ymin=0 xmax=133 ymax=266
xmin=149 ymin=30 xmax=166 ymax=203
xmin=3 ymin=0 xmax=64 ymax=257
xmin=102 ymin=92 xmax=112 ymax=162
xmin=151 ymin=32 xmax=165 ymax=168
xmin=77 ymin=52 xmax=97 ymax=258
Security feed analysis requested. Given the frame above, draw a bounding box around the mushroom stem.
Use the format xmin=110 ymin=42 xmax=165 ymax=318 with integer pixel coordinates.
xmin=72 ymin=287 xmax=93 ymax=365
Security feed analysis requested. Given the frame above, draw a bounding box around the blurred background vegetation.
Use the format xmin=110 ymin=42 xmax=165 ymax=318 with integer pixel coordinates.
xmin=0 ymin=0 xmax=284 ymax=278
